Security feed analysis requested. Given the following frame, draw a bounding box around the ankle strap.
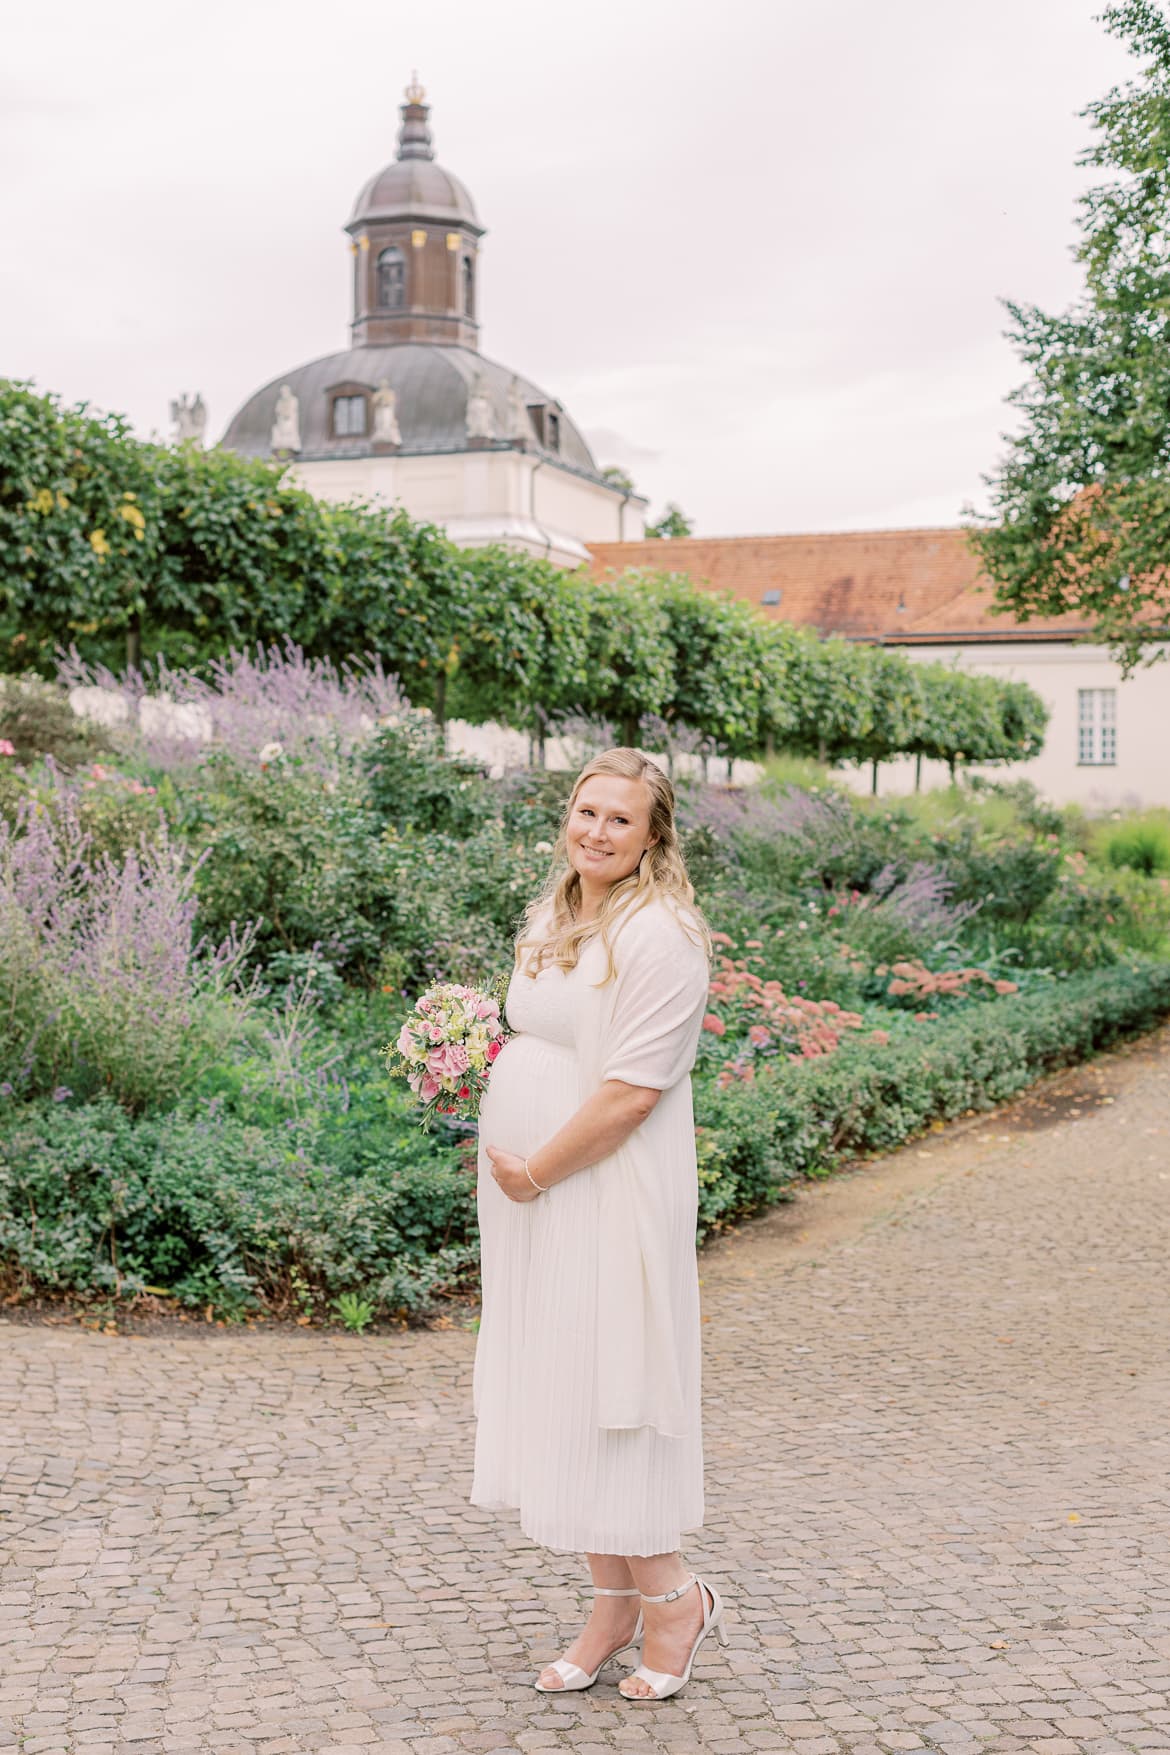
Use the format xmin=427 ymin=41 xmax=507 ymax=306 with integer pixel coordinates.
xmin=592 ymin=1585 xmax=640 ymax=1597
xmin=639 ymin=1572 xmax=697 ymax=1605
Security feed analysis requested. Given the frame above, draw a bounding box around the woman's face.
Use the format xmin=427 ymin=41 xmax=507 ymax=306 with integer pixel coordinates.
xmin=566 ymin=774 xmax=660 ymax=894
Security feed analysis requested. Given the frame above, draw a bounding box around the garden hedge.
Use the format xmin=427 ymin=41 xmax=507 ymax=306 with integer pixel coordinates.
xmin=2 ymin=962 xmax=1167 ymax=1319
xmin=709 ymin=960 xmax=1170 ymax=1201
xmin=1 ymin=380 xmax=1047 ymax=773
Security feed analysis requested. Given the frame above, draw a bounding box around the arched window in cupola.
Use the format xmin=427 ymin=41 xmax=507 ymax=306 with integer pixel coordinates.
xmin=377 ymin=247 xmax=406 ymax=310
xmin=462 ymin=255 xmax=476 ymax=319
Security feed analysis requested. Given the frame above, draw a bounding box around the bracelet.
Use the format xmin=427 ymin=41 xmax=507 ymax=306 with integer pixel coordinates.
xmin=523 ymin=1156 xmax=550 ymax=1193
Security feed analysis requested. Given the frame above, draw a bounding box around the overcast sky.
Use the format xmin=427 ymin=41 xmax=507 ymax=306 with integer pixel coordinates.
xmin=3 ymin=0 xmax=1131 ymax=536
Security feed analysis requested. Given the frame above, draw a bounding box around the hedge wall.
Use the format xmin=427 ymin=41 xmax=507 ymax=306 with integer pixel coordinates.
xmin=0 ymin=380 xmax=1048 ymax=771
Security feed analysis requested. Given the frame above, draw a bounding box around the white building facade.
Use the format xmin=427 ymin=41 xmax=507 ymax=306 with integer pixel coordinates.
xmin=851 ymin=642 xmax=1168 ymax=809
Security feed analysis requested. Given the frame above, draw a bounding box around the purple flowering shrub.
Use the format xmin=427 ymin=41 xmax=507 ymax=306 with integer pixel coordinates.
xmin=59 ymin=639 xmax=410 ymax=780
xmin=0 ymin=793 xmax=257 ymax=1112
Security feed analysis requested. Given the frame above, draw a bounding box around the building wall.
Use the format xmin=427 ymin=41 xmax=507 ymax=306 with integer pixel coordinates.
xmin=290 ymin=450 xmax=645 ymax=570
xmin=854 ymin=642 xmax=1169 ymax=809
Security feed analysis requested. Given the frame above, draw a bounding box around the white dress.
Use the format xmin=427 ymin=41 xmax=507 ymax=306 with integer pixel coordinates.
xmin=470 ymin=895 xmax=711 ymax=1556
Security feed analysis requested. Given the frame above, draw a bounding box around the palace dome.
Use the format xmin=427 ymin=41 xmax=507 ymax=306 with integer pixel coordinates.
xmin=219 ymin=77 xmax=610 ymax=491
xmin=220 ymin=342 xmax=600 ymax=475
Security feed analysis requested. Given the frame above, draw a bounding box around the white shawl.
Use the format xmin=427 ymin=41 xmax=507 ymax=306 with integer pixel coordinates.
xmin=565 ymin=896 xmax=710 ymax=1438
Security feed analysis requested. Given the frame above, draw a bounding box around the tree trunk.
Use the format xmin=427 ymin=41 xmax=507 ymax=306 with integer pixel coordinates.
xmin=765 ymin=729 xmax=775 ymax=758
xmin=817 ymin=737 xmax=827 ymax=765
xmin=871 ymin=758 xmax=879 ymax=796
xmin=433 ymin=671 xmax=447 ymax=734
xmin=948 ymin=756 xmax=957 ymax=784
xmin=620 ymin=715 xmax=639 ymax=748
xmin=126 ymin=613 xmax=142 ymax=674
xmin=915 ymin=752 xmax=923 ymax=793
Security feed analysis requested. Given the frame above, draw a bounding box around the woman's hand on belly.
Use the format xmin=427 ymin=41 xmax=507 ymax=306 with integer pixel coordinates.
xmin=485 ymin=1145 xmax=545 ymax=1203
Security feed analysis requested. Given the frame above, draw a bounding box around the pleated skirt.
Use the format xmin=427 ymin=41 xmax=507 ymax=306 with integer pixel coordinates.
xmin=470 ymin=1030 xmax=704 ymax=1555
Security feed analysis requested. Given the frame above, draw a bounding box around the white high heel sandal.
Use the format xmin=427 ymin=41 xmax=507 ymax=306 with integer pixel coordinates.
xmin=533 ymin=1584 xmax=645 ymax=1693
xmin=618 ymin=1572 xmax=729 ymax=1701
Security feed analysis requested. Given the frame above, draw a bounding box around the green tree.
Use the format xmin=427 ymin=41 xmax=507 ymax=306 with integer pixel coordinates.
xmin=319 ymin=504 xmax=465 ymax=722
xmin=643 ymin=572 xmax=766 ymax=759
xmin=970 ymin=0 xmax=1170 ymax=670
xmin=600 ymin=465 xmax=637 ymax=494
xmin=782 ymin=634 xmax=877 ymax=765
xmin=446 ymin=546 xmax=592 ymax=758
xmin=580 ymin=572 xmax=675 ymax=746
xmin=0 ymin=382 xmax=155 ymax=673
xmin=646 ymin=502 xmax=694 ymax=539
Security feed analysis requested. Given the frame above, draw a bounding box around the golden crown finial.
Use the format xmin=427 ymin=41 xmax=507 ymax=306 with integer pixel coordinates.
xmin=405 ymin=70 xmax=426 ymax=105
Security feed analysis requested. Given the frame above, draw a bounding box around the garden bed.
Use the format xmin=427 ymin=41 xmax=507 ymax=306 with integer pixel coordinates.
xmin=2 ymin=649 xmax=1170 ymax=1327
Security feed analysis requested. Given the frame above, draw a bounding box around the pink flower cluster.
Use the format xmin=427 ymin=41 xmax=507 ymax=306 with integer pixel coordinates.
xmin=700 ymin=937 xmax=865 ymax=1089
xmin=80 ymin=763 xmax=157 ymax=797
xmin=876 ymin=959 xmax=1017 ymax=1012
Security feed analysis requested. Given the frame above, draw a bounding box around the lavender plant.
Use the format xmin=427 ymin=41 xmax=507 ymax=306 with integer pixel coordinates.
xmin=58 ymin=639 xmax=410 ymax=780
xmin=0 ymin=793 xmax=258 ymax=1112
xmin=869 ymin=862 xmax=981 ymax=941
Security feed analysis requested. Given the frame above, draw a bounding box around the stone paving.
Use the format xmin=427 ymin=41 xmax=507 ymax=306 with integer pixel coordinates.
xmin=2 ymin=1027 xmax=1170 ymax=1755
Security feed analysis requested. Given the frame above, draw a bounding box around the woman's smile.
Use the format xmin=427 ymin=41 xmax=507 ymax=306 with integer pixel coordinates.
xmin=566 ymin=776 xmax=660 ymax=900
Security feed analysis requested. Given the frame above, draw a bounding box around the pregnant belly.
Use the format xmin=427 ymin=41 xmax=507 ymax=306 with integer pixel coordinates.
xmin=478 ymin=1031 xmax=578 ymax=1159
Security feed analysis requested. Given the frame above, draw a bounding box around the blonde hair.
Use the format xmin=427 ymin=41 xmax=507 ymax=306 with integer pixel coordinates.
xmin=514 ymin=747 xmax=712 ymax=986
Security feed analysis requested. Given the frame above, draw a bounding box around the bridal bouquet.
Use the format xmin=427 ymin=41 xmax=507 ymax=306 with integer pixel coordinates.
xmin=384 ymin=979 xmax=509 ymax=1129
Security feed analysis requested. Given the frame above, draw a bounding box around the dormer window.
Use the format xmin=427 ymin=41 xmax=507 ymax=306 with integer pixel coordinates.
xmin=332 ymin=394 xmax=368 ymax=437
xmin=526 ymin=401 xmax=562 ymax=451
xmin=377 ymin=247 xmax=406 ymax=310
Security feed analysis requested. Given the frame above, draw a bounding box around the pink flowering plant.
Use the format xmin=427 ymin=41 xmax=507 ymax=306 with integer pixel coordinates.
xmin=384 ymin=979 xmax=510 ymax=1129
xmin=697 ymin=931 xmax=866 ymax=1090
xmin=875 ymin=958 xmax=1018 ymax=1014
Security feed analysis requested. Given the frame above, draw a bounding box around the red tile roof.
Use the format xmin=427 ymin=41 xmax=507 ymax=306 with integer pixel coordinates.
xmin=585 ymin=528 xmax=1093 ymax=644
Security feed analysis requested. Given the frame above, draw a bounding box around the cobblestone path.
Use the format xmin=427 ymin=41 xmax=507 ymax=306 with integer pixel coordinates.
xmin=3 ymin=1027 xmax=1170 ymax=1755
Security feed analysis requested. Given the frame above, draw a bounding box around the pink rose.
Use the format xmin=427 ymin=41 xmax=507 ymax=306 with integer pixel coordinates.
xmin=420 ymin=1074 xmax=440 ymax=1102
xmin=476 ymin=998 xmax=498 ymax=1020
xmin=397 ymin=1022 xmax=416 ymax=1056
xmin=486 ymin=1037 xmax=504 ymax=1061
xmin=427 ymin=1042 xmax=469 ymax=1079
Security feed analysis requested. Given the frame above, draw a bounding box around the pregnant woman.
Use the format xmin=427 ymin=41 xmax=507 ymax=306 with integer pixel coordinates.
xmin=471 ymin=746 xmax=729 ymax=1702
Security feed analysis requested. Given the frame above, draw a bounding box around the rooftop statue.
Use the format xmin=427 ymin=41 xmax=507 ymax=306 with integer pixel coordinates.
xmin=270 ymin=385 xmax=301 ymax=453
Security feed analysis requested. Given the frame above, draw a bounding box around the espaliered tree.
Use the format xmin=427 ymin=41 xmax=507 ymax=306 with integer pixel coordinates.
xmin=0 ymin=380 xmax=1049 ymax=775
xmin=578 ymin=572 xmax=676 ymax=746
xmin=445 ymin=544 xmax=593 ymax=754
xmin=641 ymin=572 xmax=766 ymax=763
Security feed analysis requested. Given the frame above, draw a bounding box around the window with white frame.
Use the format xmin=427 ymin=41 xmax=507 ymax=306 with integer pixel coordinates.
xmin=1077 ymin=687 xmax=1117 ymax=765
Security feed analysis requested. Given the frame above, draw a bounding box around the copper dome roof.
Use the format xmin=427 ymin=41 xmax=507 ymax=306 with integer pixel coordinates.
xmin=348 ymin=77 xmax=481 ymax=233
xmin=220 ymin=343 xmax=601 ymax=477
xmin=349 ymin=157 xmax=479 ymax=229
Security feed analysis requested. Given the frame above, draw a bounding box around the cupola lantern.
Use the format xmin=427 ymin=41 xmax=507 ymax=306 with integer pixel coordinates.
xmin=345 ymin=78 xmax=485 ymax=349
